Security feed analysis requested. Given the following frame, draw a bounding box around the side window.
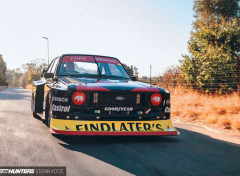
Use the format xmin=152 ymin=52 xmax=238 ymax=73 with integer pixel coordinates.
xmin=50 ymin=59 xmax=59 ymax=74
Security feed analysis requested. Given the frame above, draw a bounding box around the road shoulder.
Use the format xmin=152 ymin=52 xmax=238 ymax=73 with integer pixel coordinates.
xmin=173 ymin=120 xmax=240 ymax=145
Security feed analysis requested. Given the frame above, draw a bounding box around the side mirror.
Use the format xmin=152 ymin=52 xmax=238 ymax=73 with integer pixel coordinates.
xmin=131 ymin=76 xmax=137 ymax=81
xmin=44 ymin=73 xmax=54 ymax=79
xmin=41 ymin=67 xmax=48 ymax=77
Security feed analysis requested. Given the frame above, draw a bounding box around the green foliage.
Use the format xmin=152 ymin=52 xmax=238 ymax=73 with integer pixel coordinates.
xmin=0 ymin=54 xmax=8 ymax=85
xmin=21 ymin=58 xmax=47 ymax=84
xmin=158 ymin=66 xmax=180 ymax=88
xmin=7 ymin=69 xmax=22 ymax=87
xmin=7 ymin=59 xmax=47 ymax=87
xmin=122 ymin=63 xmax=139 ymax=78
xmin=180 ymin=0 xmax=240 ymax=94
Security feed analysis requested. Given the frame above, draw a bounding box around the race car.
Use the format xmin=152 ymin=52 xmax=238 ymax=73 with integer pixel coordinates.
xmin=31 ymin=54 xmax=179 ymax=136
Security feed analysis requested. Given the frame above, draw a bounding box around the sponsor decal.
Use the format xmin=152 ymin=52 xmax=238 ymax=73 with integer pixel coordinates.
xmin=153 ymin=97 xmax=160 ymax=102
xmin=104 ymin=107 xmax=133 ymax=112
xmin=62 ymin=56 xmax=95 ymax=63
xmin=95 ymin=56 xmax=120 ymax=65
xmin=52 ymin=96 xmax=68 ymax=102
xmin=116 ymin=96 xmax=124 ymax=100
xmin=166 ymin=99 xmax=170 ymax=105
xmin=52 ymin=104 xmax=70 ymax=112
xmin=150 ymin=93 xmax=162 ymax=106
xmin=165 ymin=107 xmax=171 ymax=113
xmin=72 ymin=92 xmax=86 ymax=105
xmin=70 ymin=56 xmax=87 ymax=61
xmin=75 ymin=122 xmax=164 ymax=132
xmin=74 ymin=95 xmax=84 ymax=102
xmin=51 ymin=119 xmax=175 ymax=133
xmin=145 ymin=108 xmax=151 ymax=114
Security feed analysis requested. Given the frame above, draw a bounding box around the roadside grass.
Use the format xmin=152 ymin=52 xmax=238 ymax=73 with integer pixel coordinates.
xmin=26 ymin=84 xmax=32 ymax=90
xmin=169 ymin=88 xmax=240 ymax=132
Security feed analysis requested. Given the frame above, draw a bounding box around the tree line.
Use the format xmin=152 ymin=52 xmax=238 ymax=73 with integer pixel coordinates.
xmin=179 ymin=0 xmax=240 ymax=94
xmin=6 ymin=58 xmax=47 ymax=88
xmin=0 ymin=54 xmax=7 ymax=86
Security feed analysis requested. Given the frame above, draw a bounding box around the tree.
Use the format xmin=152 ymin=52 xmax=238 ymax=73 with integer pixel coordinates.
xmin=21 ymin=58 xmax=47 ymax=84
xmin=122 ymin=63 xmax=139 ymax=78
xmin=0 ymin=54 xmax=8 ymax=85
xmin=7 ymin=58 xmax=47 ymax=87
xmin=180 ymin=0 xmax=240 ymax=94
xmin=158 ymin=66 xmax=180 ymax=89
xmin=7 ymin=69 xmax=23 ymax=87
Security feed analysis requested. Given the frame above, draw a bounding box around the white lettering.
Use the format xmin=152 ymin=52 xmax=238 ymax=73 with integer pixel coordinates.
xmin=165 ymin=107 xmax=171 ymax=113
xmin=71 ymin=57 xmax=87 ymax=61
xmin=52 ymin=104 xmax=70 ymax=112
xmin=52 ymin=96 xmax=68 ymax=102
xmin=104 ymin=107 xmax=133 ymax=112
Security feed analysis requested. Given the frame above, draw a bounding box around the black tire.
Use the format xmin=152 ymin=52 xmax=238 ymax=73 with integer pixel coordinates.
xmin=43 ymin=93 xmax=52 ymax=127
xmin=31 ymin=90 xmax=38 ymax=118
xmin=48 ymin=100 xmax=53 ymax=128
xmin=31 ymin=86 xmax=44 ymax=114
xmin=43 ymin=93 xmax=50 ymax=125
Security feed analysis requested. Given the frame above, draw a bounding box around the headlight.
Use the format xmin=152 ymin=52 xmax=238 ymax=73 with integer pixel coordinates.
xmin=72 ymin=92 xmax=86 ymax=105
xmin=150 ymin=93 xmax=162 ymax=106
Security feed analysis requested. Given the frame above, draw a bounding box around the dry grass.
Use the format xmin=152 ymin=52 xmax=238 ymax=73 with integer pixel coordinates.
xmin=170 ymin=88 xmax=240 ymax=132
xmin=26 ymin=84 xmax=32 ymax=90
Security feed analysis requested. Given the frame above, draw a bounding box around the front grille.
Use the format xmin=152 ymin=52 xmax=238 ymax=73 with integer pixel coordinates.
xmin=54 ymin=107 xmax=166 ymax=121
xmin=89 ymin=92 xmax=147 ymax=106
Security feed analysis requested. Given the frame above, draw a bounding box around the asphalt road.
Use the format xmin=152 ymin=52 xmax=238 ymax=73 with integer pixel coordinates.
xmin=0 ymin=88 xmax=240 ymax=176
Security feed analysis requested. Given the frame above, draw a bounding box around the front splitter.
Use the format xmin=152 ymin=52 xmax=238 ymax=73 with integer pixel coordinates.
xmin=50 ymin=118 xmax=179 ymax=136
xmin=50 ymin=128 xmax=179 ymax=136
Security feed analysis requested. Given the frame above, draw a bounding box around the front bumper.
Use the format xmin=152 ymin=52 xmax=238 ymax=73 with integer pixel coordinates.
xmin=50 ymin=118 xmax=179 ymax=136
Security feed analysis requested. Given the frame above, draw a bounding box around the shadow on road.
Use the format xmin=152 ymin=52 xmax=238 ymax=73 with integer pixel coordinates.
xmin=55 ymin=134 xmax=179 ymax=145
xmin=55 ymin=128 xmax=240 ymax=176
xmin=0 ymin=88 xmax=30 ymax=100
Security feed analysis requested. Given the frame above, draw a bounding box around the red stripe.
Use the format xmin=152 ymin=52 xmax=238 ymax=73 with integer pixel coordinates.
xmin=131 ymin=87 xmax=160 ymax=92
xmin=75 ymin=85 xmax=110 ymax=91
xmin=50 ymin=128 xmax=178 ymax=136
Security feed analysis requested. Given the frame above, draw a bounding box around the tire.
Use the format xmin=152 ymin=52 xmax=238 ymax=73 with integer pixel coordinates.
xmin=48 ymin=100 xmax=53 ymax=128
xmin=31 ymin=90 xmax=38 ymax=118
xmin=43 ymin=93 xmax=49 ymax=125
xmin=31 ymin=86 xmax=44 ymax=114
xmin=43 ymin=93 xmax=52 ymax=127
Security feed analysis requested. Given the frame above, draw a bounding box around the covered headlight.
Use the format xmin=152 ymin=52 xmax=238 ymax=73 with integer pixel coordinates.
xmin=150 ymin=93 xmax=162 ymax=106
xmin=72 ymin=92 xmax=86 ymax=105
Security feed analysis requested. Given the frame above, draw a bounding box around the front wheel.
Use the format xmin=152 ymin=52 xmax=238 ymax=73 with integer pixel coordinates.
xmin=43 ymin=93 xmax=52 ymax=127
xmin=48 ymin=98 xmax=53 ymax=127
xmin=31 ymin=90 xmax=38 ymax=118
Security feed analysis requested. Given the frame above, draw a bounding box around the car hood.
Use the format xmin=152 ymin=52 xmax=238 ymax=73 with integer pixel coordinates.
xmin=59 ymin=76 xmax=160 ymax=92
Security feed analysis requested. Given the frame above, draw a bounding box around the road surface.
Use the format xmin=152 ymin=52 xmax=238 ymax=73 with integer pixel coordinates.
xmin=0 ymin=88 xmax=240 ymax=176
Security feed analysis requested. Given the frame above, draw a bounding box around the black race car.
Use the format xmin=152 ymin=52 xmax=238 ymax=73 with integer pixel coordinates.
xmin=31 ymin=54 xmax=179 ymax=135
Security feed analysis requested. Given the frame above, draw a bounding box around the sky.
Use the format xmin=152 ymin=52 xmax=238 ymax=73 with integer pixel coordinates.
xmin=0 ymin=0 xmax=194 ymax=77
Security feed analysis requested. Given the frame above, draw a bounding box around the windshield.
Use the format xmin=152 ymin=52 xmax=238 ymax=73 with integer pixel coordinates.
xmin=59 ymin=62 xmax=98 ymax=76
xmin=58 ymin=55 xmax=129 ymax=79
xmin=98 ymin=62 xmax=129 ymax=78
